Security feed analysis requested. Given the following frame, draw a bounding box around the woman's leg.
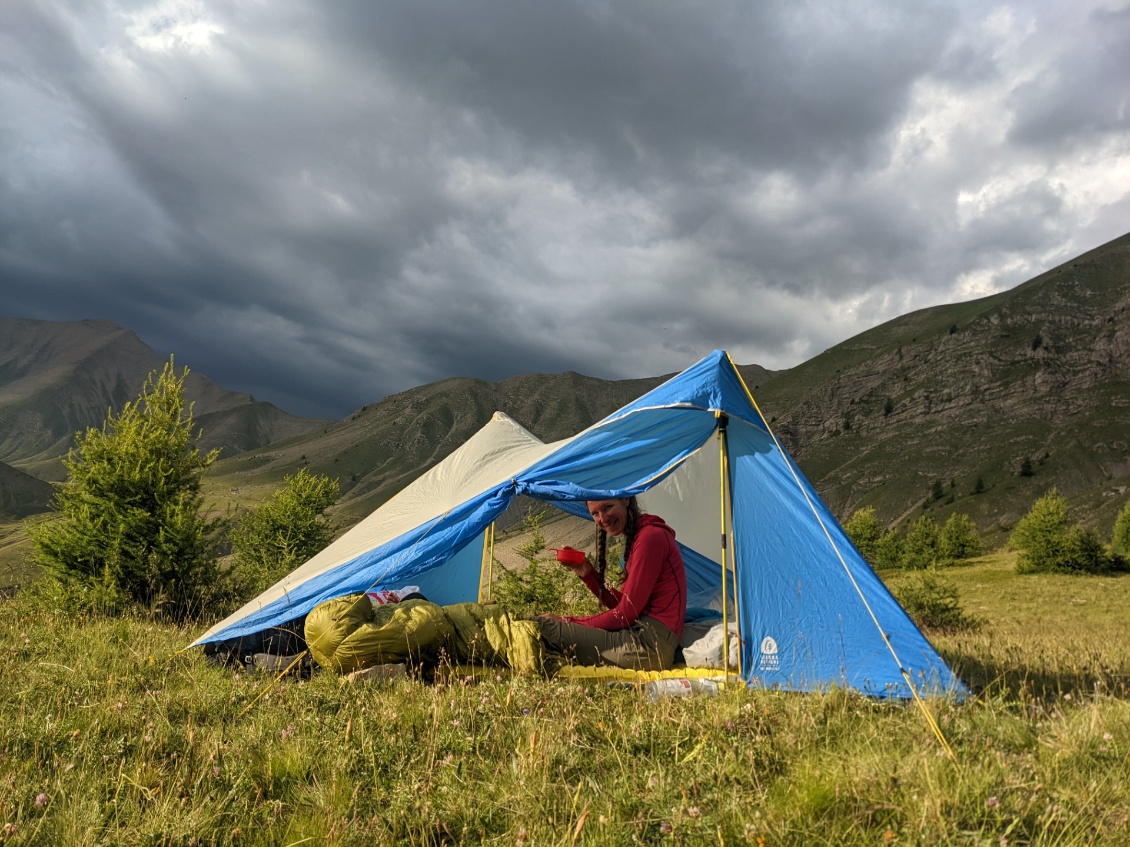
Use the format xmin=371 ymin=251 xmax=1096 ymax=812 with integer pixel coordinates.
xmin=537 ymin=616 xmax=679 ymax=672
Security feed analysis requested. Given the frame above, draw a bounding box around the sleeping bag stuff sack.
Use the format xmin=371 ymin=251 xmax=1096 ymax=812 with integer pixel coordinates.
xmin=304 ymin=595 xmax=544 ymax=675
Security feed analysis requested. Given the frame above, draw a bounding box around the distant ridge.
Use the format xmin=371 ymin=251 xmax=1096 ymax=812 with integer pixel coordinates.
xmin=0 ymin=317 xmax=328 ymax=481
xmin=0 ymin=460 xmax=52 ymax=519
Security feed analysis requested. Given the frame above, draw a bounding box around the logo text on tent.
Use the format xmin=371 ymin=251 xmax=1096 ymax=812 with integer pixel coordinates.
xmin=758 ymin=635 xmax=779 ymax=671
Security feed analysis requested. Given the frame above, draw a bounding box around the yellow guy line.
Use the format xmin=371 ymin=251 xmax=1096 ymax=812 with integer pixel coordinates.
xmin=724 ymin=352 xmax=957 ymax=762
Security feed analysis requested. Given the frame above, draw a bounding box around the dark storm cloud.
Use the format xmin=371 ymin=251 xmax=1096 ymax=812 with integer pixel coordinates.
xmin=1 ymin=0 xmax=1128 ymax=419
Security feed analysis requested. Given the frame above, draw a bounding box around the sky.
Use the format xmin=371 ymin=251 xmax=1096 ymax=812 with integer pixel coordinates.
xmin=2 ymin=1 xmax=1128 ymax=420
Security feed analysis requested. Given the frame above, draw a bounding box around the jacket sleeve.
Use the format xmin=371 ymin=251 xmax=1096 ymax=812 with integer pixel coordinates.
xmin=565 ymin=525 xmax=667 ymax=631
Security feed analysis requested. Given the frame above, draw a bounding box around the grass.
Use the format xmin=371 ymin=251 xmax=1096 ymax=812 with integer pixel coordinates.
xmin=1 ymin=556 xmax=1128 ymax=845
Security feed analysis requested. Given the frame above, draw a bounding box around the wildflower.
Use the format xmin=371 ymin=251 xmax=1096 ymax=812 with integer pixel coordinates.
xmin=213 ymin=766 xmax=221 ymax=777
xmin=659 ymin=822 xmax=672 ymax=834
xmin=687 ymin=806 xmax=700 ymax=819
xmin=1000 ymin=837 xmax=1008 ymax=846
xmin=451 ymin=719 xmax=460 ymax=728
xmin=986 ymin=796 xmax=1000 ymax=808
xmin=280 ymin=725 xmax=294 ymax=741
xmin=35 ymin=793 xmax=49 ymax=808
xmin=516 ymin=826 xmax=528 ymax=845
xmin=3 ymin=824 xmax=16 ymax=836
xmin=1103 ymin=732 xmax=1113 ymax=741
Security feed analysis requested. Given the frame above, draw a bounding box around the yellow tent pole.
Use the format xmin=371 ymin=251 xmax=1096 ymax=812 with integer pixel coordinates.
xmin=719 ymin=417 xmax=744 ymax=682
xmin=480 ymin=522 xmax=496 ymax=603
xmin=716 ymin=413 xmax=732 ymax=678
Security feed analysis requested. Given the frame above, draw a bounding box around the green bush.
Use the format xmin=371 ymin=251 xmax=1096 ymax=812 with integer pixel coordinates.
xmin=902 ymin=515 xmax=948 ymax=569
xmin=1113 ymin=499 xmax=1130 ymax=556
xmin=939 ymin=513 xmax=982 ymax=561
xmin=1012 ymin=488 xmax=1117 ymax=574
xmin=892 ymin=570 xmax=980 ymax=632
xmin=843 ymin=507 xmax=883 ymax=565
xmin=230 ymin=468 xmax=341 ymax=598
xmin=25 ymin=359 xmax=223 ymax=619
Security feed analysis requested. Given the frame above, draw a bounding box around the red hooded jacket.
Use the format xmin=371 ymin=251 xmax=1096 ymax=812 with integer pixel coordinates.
xmin=566 ymin=514 xmax=686 ymax=638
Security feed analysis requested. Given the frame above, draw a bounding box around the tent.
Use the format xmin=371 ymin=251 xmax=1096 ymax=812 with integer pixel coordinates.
xmin=192 ymin=350 xmax=966 ymax=698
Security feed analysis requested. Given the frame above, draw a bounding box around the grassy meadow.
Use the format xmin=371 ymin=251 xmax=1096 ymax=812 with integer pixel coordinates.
xmin=1 ymin=553 xmax=1128 ymax=846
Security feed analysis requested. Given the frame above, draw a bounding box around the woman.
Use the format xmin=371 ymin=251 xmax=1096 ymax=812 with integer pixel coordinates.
xmin=538 ymin=496 xmax=686 ymax=672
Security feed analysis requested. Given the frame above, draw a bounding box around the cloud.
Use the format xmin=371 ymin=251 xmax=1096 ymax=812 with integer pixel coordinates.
xmin=1 ymin=0 xmax=1128 ymax=419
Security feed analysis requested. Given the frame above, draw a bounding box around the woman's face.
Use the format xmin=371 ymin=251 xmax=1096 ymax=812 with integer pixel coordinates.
xmin=587 ymin=499 xmax=629 ymax=536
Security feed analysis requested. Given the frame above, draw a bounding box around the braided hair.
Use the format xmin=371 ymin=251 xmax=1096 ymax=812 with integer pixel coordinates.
xmin=594 ymin=497 xmax=642 ymax=586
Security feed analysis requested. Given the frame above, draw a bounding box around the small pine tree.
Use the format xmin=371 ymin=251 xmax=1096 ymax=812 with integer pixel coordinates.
xmin=230 ymin=468 xmax=341 ymax=597
xmin=931 ymin=479 xmax=945 ymax=501
xmin=491 ymin=510 xmax=603 ymax=619
xmin=875 ymin=529 xmax=904 ymax=570
xmin=1019 ymin=457 xmax=1034 ymax=477
xmin=939 ymin=513 xmax=982 ymax=561
xmin=843 ymin=507 xmax=883 ymax=566
xmin=1009 ymin=488 xmax=1115 ymax=574
xmin=1113 ymin=500 xmax=1130 ymax=556
xmin=1010 ymin=488 xmax=1070 ymax=573
xmin=25 ymin=359 xmax=223 ymax=617
xmin=902 ymin=515 xmax=946 ymax=569
xmin=973 ymin=476 xmax=986 ymax=495
xmin=893 ymin=570 xmax=980 ymax=632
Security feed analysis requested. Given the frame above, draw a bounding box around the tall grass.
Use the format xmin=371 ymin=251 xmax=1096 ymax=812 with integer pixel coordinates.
xmin=1 ymin=558 xmax=1128 ymax=845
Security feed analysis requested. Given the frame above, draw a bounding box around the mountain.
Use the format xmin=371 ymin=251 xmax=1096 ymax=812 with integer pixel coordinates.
xmin=0 ymin=460 xmax=52 ymax=519
xmin=0 ymin=317 xmax=329 ymax=481
xmin=753 ymin=231 xmax=1130 ymax=540
xmin=4 ymin=233 xmax=1128 ymax=544
xmin=206 ymin=234 xmax=1130 ymax=541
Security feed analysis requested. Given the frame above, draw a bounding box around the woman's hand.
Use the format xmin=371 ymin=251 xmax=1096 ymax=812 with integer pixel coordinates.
xmin=560 ymin=557 xmax=595 ymax=580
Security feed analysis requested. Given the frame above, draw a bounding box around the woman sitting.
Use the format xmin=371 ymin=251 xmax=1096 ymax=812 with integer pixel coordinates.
xmin=538 ymin=496 xmax=686 ymax=672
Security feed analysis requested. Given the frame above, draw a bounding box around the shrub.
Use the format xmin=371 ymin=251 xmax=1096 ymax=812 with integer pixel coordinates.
xmin=1012 ymin=488 xmax=1116 ymax=574
xmin=25 ymin=359 xmax=223 ymax=618
xmin=939 ymin=513 xmax=982 ymax=561
xmin=902 ymin=516 xmax=947 ymax=569
xmin=892 ymin=570 xmax=980 ymax=632
xmin=844 ymin=507 xmax=883 ymax=566
xmin=230 ymin=468 xmax=341 ymax=597
xmin=1113 ymin=500 xmax=1130 ymax=556
xmin=874 ymin=530 xmax=904 ymax=571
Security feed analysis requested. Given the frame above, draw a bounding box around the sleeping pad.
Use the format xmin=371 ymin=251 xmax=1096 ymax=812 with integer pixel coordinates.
xmin=304 ymin=594 xmax=544 ymax=675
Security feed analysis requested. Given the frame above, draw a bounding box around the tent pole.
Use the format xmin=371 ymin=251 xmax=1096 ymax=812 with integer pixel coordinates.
xmin=481 ymin=522 xmax=496 ymax=603
xmin=720 ymin=416 xmax=744 ymax=682
xmin=716 ymin=413 xmax=737 ymax=680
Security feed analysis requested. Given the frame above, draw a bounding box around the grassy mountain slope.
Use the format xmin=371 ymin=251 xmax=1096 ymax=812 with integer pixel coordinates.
xmin=754 ymin=232 xmax=1130 ymax=541
xmin=0 ymin=317 xmax=328 ymax=481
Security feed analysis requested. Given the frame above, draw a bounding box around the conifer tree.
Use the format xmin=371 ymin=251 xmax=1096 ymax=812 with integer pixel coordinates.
xmin=26 ymin=359 xmax=223 ymax=617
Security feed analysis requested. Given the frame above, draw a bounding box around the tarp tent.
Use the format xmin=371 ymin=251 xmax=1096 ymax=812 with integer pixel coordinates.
xmin=192 ymin=350 xmax=966 ymax=698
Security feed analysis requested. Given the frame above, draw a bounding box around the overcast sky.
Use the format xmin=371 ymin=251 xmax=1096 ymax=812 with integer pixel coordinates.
xmin=3 ymin=1 xmax=1128 ymax=419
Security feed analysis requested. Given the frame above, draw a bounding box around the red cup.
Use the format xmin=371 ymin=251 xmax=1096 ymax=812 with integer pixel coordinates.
xmin=552 ymin=547 xmax=586 ymax=565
